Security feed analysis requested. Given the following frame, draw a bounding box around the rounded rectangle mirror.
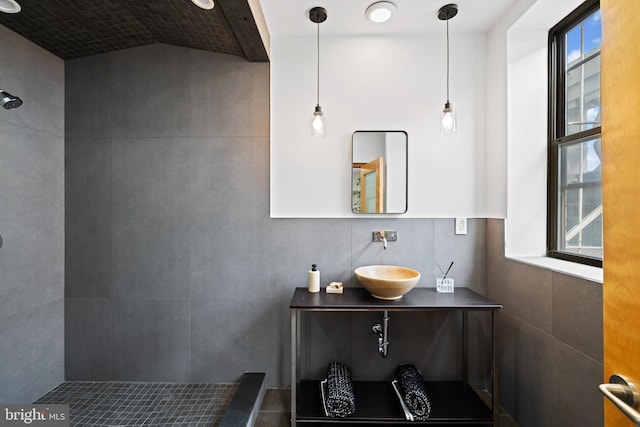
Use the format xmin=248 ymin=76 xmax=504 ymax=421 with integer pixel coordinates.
xmin=352 ymin=131 xmax=407 ymax=214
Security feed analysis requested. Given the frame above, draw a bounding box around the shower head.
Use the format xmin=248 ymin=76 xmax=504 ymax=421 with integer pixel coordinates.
xmin=0 ymin=90 xmax=23 ymax=109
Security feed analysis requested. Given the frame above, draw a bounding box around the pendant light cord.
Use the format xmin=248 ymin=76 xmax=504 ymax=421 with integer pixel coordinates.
xmin=316 ymin=21 xmax=320 ymax=107
xmin=446 ymin=17 xmax=450 ymax=103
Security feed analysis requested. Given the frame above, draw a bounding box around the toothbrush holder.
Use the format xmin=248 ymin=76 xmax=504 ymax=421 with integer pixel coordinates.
xmin=436 ymin=277 xmax=454 ymax=293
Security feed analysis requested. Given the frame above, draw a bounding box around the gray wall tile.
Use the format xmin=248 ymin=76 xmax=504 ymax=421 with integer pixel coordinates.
xmin=487 ymin=219 xmax=508 ymax=300
xmin=65 ymin=298 xmax=111 ymax=380
xmin=552 ymin=272 xmax=603 ymax=363
xmin=65 ymin=138 xmax=112 ymax=298
xmin=65 ymin=55 xmax=112 ymax=137
xmin=0 ymin=25 xmax=64 ymax=403
xmin=191 ymin=296 xmax=271 ymax=383
xmin=487 ymin=219 xmax=603 ymax=427
xmin=551 ymin=340 xmax=603 ymax=427
xmin=110 ymin=44 xmax=191 ymax=138
xmin=0 ymin=26 xmax=64 ymax=137
xmin=497 ymin=311 xmax=554 ymax=427
xmin=0 ymin=130 xmax=64 ymax=315
xmin=190 ymin=137 xmax=270 ymax=302
xmin=270 ymin=219 xmax=353 ymax=291
xmin=270 ymin=294 xmax=292 ymax=387
xmin=189 ymin=50 xmax=269 ymax=138
xmin=434 ymin=218 xmax=487 ymax=294
xmin=0 ymin=300 xmax=64 ymax=404
xmin=499 ymin=259 xmax=553 ymax=334
xmin=111 ymin=297 xmax=190 ymax=381
xmin=467 ymin=310 xmax=494 ymax=389
xmin=111 ymin=137 xmax=191 ymax=300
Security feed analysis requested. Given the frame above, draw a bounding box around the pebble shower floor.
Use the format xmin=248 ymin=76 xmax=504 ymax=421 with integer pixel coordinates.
xmin=34 ymin=381 xmax=238 ymax=426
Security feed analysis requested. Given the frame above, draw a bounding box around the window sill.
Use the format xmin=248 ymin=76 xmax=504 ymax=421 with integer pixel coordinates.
xmin=506 ymin=255 xmax=603 ymax=284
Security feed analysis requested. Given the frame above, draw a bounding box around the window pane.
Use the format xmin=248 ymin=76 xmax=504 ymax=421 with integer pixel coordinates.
xmin=550 ymin=2 xmax=601 ymax=266
xmin=564 ymin=9 xmax=601 ymax=136
xmin=566 ymin=26 xmax=581 ymax=64
xmin=584 ymin=10 xmax=602 ymax=55
xmin=566 ymin=55 xmax=601 ymax=134
xmin=558 ymin=138 xmax=602 ymax=258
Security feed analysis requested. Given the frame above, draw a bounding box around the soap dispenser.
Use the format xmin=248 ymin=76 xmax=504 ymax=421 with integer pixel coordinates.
xmin=308 ymin=264 xmax=320 ymax=293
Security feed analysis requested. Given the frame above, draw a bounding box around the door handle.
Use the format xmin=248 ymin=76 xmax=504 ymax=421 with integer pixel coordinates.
xmin=599 ymin=374 xmax=640 ymax=425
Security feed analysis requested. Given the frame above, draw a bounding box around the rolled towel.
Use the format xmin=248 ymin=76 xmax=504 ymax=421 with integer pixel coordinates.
xmin=395 ymin=364 xmax=431 ymax=420
xmin=323 ymin=362 xmax=356 ymax=417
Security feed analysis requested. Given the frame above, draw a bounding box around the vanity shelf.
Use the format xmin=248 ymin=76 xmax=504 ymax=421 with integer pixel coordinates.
xmin=290 ymin=287 xmax=502 ymax=426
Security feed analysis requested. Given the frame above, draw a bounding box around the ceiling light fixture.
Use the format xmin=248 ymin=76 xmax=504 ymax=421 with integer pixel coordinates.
xmin=190 ymin=0 xmax=214 ymax=10
xmin=438 ymin=3 xmax=458 ymax=135
xmin=0 ymin=0 xmax=21 ymax=14
xmin=309 ymin=6 xmax=327 ymax=138
xmin=366 ymin=1 xmax=396 ymax=23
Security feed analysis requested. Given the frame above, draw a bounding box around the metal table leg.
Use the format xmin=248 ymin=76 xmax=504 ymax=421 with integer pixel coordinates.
xmin=291 ymin=309 xmax=298 ymax=427
xmin=492 ymin=310 xmax=498 ymax=427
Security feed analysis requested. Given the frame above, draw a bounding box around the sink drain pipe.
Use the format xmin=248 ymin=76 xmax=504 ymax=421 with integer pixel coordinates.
xmin=372 ymin=311 xmax=390 ymax=358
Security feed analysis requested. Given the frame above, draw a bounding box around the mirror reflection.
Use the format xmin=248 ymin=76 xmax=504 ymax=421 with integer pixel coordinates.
xmin=352 ymin=131 xmax=407 ymax=214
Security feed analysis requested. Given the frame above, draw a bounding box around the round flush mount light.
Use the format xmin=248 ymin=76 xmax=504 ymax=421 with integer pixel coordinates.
xmin=0 ymin=0 xmax=21 ymax=14
xmin=190 ymin=0 xmax=214 ymax=10
xmin=365 ymin=1 xmax=396 ymax=23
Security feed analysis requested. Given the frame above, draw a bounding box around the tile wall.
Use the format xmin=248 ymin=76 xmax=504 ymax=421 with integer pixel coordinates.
xmin=0 ymin=25 xmax=65 ymax=403
xmin=487 ymin=219 xmax=603 ymax=427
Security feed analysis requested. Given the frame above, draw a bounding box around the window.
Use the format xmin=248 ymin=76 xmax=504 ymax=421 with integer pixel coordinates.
xmin=548 ymin=0 xmax=602 ymax=267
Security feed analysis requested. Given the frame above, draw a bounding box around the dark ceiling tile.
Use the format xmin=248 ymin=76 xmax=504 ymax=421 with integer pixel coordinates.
xmin=0 ymin=0 xmax=267 ymax=61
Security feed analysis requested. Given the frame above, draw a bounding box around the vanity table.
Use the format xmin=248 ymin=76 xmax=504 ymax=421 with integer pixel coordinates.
xmin=290 ymin=287 xmax=502 ymax=426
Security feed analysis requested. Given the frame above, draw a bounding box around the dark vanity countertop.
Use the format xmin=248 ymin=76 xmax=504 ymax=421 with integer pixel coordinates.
xmin=290 ymin=287 xmax=502 ymax=311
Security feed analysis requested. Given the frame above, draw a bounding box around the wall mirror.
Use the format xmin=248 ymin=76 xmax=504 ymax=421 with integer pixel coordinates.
xmin=352 ymin=131 xmax=407 ymax=214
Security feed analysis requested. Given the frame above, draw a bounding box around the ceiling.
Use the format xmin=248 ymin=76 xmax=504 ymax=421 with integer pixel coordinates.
xmin=259 ymin=0 xmax=521 ymax=37
xmin=0 ymin=0 xmax=269 ymax=61
xmin=0 ymin=0 xmax=521 ymax=63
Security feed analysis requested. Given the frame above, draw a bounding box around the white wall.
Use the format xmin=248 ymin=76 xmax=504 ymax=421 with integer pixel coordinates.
xmin=270 ymin=34 xmax=489 ymax=218
xmin=485 ymin=0 xmax=538 ymax=219
xmin=501 ymin=0 xmax=584 ymax=256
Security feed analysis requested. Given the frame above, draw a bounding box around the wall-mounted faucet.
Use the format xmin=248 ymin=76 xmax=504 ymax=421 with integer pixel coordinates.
xmin=374 ymin=231 xmax=387 ymax=249
xmin=372 ymin=231 xmax=397 ymax=250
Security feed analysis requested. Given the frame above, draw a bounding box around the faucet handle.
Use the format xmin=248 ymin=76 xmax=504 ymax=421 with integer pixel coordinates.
xmin=372 ymin=231 xmax=398 ymax=241
xmin=372 ymin=231 xmax=386 ymax=241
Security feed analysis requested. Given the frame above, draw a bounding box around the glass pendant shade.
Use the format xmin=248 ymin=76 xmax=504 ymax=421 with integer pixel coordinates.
xmin=310 ymin=7 xmax=327 ymax=138
xmin=438 ymin=4 xmax=458 ymax=136
xmin=312 ymin=105 xmax=325 ymax=137
xmin=440 ymin=102 xmax=456 ymax=135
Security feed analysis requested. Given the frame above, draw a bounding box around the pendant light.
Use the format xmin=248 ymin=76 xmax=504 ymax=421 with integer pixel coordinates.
xmin=438 ymin=4 xmax=458 ymax=135
xmin=309 ymin=7 xmax=327 ymax=137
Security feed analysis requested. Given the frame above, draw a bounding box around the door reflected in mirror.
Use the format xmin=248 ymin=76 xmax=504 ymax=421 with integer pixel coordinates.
xmin=352 ymin=131 xmax=407 ymax=214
